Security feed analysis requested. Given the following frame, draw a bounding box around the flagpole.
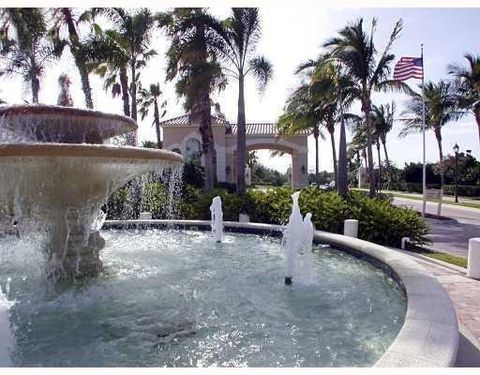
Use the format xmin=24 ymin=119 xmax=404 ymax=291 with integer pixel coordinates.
xmin=421 ymin=44 xmax=426 ymax=218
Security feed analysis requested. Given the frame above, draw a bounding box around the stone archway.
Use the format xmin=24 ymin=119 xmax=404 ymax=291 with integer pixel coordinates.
xmin=228 ymin=137 xmax=308 ymax=189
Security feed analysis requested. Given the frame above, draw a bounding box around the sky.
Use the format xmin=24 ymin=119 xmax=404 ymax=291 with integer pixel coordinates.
xmin=1 ymin=3 xmax=479 ymax=174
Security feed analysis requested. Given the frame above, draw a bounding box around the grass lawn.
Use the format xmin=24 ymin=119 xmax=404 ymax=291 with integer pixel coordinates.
xmin=419 ymin=251 xmax=468 ymax=268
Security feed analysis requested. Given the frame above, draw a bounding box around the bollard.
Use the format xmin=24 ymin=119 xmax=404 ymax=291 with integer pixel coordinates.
xmin=344 ymin=219 xmax=358 ymax=238
xmin=467 ymin=238 xmax=480 ymax=279
xmin=239 ymin=213 xmax=250 ymax=223
xmin=401 ymin=237 xmax=411 ymax=250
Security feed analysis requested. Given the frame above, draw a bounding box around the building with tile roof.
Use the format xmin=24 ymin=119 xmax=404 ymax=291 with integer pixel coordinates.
xmin=161 ymin=114 xmax=309 ymax=188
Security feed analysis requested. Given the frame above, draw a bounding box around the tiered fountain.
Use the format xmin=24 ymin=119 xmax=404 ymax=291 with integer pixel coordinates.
xmin=0 ymin=105 xmax=183 ymax=279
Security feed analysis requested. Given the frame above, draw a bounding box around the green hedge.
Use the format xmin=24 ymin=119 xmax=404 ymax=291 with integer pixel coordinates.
xmin=136 ymin=184 xmax=429 ymax=248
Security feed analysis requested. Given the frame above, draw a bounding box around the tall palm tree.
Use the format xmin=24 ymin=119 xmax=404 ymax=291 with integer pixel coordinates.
xmin=323 ymin=18 xmax=412 ymax=197
xmin=277 ymin=83 xmax=324 ymax=185
xmin=85 ymin=30 xmax=131 ymax=117
xmin=210 ymin=8 xmax=273 ymax=193
xmin=295 ymin=58 xmax=356 ymax=196
xmin=400 ymin=80 xmax=464 ymax=187
xmin=371 ymin=102 xmax=395 ymax=188
xmin=0 ymin=8 xmax=66 ymax=103
xmin=159 ymin=8 xmax=227 ymax=192
xmin=51 ymin=8 xmax=94 ymax=109
xmin=448 ymin=54 xmax=480 ymax=144
xmin=138 ymin=83 xmax=167 ymax=149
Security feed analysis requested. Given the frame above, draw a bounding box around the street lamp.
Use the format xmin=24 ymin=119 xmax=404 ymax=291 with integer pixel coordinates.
xmin=453 ymin=143 xmax=459 ymax=203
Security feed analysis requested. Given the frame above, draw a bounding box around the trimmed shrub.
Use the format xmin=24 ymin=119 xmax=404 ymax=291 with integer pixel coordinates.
xmin=109 ymin=183 xmax=429 ymax=248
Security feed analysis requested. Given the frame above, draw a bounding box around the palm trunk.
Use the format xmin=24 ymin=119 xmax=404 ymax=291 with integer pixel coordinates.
xmin=31 ymin=55 xmax=39 ymax=103
xmin=153 ymin=99 xmax=161 ymax=148
xmin=313 ymin=127 xmax=319 ymax=185
xmin=130 ymin=60 xmax=138 ymax=145
xmin=382 ymin=139 xmax=391 ymax=189
xmin=119 ymin=66 xmax=130 ymax=117
xmin=475 ymin=107 xmax=480 ymax=145
xmin=435 ymin=126 xmax=445 ymax=188
xmin=337 ymin=111 xmax=348 ymax=197
xmin=329 ymin=127 xmax=337 ymax=186
xmin=376 ymin=140 xmax=382 ymax=191
xmin=363 ymin=100 xmax=376 ymax=198
xmin=62 ymin=8 xmax=93 ymax=109
xmin=31 ymin=77 xmax=39 ymax=103
xmin=198 ymin=89 xmax=215 ymax=192
xmin=236 ymin=73 xmax=246 ymax=193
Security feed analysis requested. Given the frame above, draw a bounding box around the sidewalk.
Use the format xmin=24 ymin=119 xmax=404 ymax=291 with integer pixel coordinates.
xmin=391 ymin=248 xmax=480 ymax=366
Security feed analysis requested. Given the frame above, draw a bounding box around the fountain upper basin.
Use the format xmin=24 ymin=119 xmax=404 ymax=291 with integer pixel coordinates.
xmin=0 ymin=105 xmax=137 ymax=143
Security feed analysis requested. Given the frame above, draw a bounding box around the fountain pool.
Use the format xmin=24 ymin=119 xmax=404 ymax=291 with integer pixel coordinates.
xmin=0 ymin=228 xmax=406 ymax=367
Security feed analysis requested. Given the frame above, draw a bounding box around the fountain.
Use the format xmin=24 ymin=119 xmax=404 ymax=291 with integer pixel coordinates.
xmin=283 ymin=192 xmax=316 ymax=285
xmin=210 ymin=196 xmax=223 ymax=242
xmin=0 ymin=105 xmax=183 ymax=279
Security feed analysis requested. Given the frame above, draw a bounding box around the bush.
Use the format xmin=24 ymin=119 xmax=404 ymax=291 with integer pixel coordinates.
xmin=108 ymin=182 xmax=429 ymax=248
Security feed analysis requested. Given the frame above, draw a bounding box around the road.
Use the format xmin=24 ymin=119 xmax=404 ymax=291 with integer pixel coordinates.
xmin=393 ymin=197 xmax=480 ymax=257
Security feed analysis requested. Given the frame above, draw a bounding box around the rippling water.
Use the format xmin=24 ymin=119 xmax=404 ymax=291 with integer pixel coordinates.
xmin=0 ymin=229 xmax=406 ymax=367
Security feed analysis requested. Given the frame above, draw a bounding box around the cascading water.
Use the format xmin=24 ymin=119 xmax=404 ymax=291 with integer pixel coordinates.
xmin=0 ymin=279 xmax=13 ymax=366
xmin=283 ymin=191 xmax=316 ymax=285
xmin=210 ymin=196 xmax=223 ymax=243
xmin=0 ymin=105 xmax=183 ymax=280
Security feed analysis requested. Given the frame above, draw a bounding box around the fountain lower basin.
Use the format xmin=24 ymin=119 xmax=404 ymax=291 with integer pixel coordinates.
xmin=1 ymin=228 xmax=406 ymax=367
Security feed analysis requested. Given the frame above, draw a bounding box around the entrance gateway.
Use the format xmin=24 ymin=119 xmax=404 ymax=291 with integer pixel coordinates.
xmin=161 ymin=115 xmax=309 ymax=189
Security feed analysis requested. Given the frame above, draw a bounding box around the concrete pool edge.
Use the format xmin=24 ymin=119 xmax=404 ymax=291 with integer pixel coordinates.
xmin=104 ymin=219 xmax=460 ymax=368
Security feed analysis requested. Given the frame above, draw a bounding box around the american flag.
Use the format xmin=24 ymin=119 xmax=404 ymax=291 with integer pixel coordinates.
xmin=393 ymin=57 xmax=423 ymax=81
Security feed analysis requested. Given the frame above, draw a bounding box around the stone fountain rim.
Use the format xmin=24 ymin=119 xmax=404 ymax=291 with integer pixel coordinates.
xmin=0 ymin=143 xmax=184 ymax=163
xmin=103 ymin=219 xmax=459 ymax=368
xmin=0 ymin=104 xmax=138 ymax=130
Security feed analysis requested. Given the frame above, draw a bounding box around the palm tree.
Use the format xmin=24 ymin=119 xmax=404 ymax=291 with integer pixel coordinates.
xmin=89 ymin=8 xmax=156 ymax=144
xmin=159 ymin=8 xmax=227 ymax=192
xmin=138 ymin=83 xmax=167 ymax=149
xmin=371 ymin=102 xmax=395 ymax=188
xmin=400 ymin=80 xmax=464 ymax=187
xmin=210 ymin=8 xmax=273 ymax=193
xmin=448 ymin=54 xmax=480 ymax=144
xmin=323 ymin=18 xmax=412 ymax=197
xmin=51 ymin=8 xmax=94 ymax=109
xmin=294 ymin=58 xmax=356 ymax=196
xmin=0 ymin=8 xmax=66 ymax=103
xmin=277 ymin=83 xmax=324 ymax=185
xmin=85 ymin=30 xmax=131 ymax=117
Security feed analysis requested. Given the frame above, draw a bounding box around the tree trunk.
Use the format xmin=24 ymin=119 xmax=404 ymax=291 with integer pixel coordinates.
xmin=475 ymin=107 xmax=480 ymax=146
xmin=236 ymin=73 xmax=246 ymax=193
xmin=363 ymin=99 xmax=376 ymax=198
xmin=435 ymin=126 xmax=445 ymax=188
xmin=313 ymin=127 xmax=319 ymax=185
xmin=119 ymin=66 xmax=130 ymax=117
xmin=62 ymin=8 xmax=94 ymax=109
xmin=130 ymin=60 xmax=138 ymax=145
xmin=329 ymin=127 xmax=338 ymax=186
xmin=31 ymin=76 xmax=39 ymax=103
xmin=337 ymin=110 xmax=348 ymax=197
xmin=153 ymin=99 xmax=161 ymax=148
xmin=382 ymin=139 xmax=391 ymax=189
xmin=198 ymin=89 xmax=215 ymax=192
xmin=376 ymin=140 xmax=382 ymax=191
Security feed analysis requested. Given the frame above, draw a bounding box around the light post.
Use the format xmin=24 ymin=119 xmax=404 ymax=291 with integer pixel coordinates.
xmin=453 ymin=143 xmax=459 ymax=203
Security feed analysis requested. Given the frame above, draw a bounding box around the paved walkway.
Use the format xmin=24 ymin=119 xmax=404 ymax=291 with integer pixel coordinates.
xmin=391 ymin=249 xmax=480 ymax=366
xmin=393 ymin=197 xmax=480 ymax=257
